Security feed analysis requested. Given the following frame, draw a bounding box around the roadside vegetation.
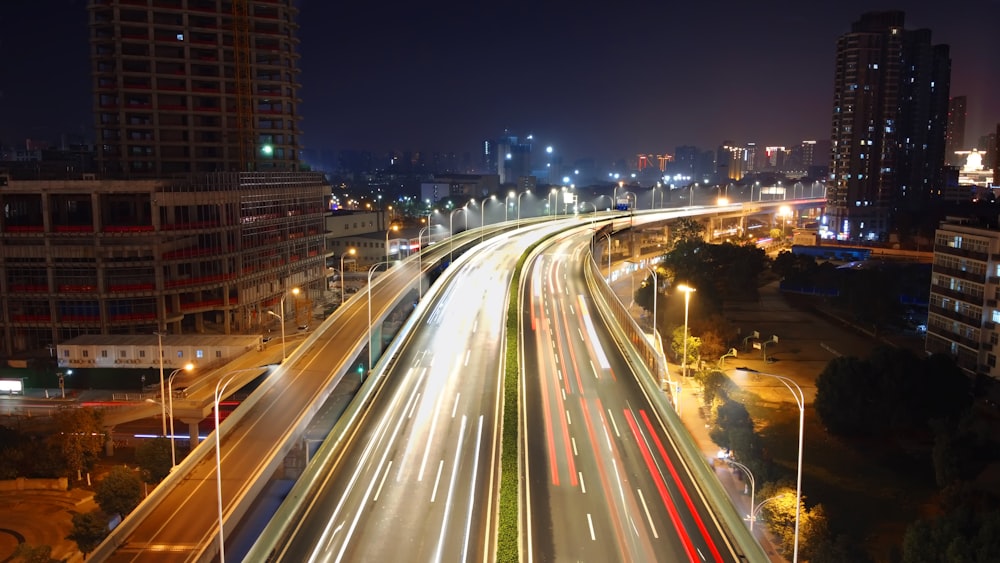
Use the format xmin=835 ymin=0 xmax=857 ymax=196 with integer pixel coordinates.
xmin=630 ymin=217 xmax=1000 ymax=561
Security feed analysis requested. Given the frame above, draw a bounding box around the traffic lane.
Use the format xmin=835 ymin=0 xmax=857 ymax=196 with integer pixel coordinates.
xmin=525 ymin=248 xmax=662 ymax=562
xmin=105 ymin=264 xmax=427 ymax=561
xmin=525 ymin=234 xmax=733 ymax=562
xmin=274 ymin=239 xmax=517 ymax=562
xmin=562 ymin=239 xmax=734 ymax=562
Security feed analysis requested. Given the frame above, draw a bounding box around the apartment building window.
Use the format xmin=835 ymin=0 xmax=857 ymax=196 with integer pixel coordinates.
xmin=989 ymin=354 xmax=996 ymax=368
xmin=101 ymin=350 xmax=108 ymax=358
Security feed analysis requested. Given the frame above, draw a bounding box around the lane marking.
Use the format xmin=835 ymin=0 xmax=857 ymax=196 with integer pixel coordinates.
xmin=430 ymin=460 xmax=444 ymax=502
xmin=462 ymin=415 xmax=485 ymax=563
xmin=373 ymin=461 xmax=393 ymax=502
xmin=432 ymin=415 xmax=468 ymax=562
xmin=586 ymin=513 xmax=596 ymax=541
xmin=638 ymin=488 xmax=659 ymax=539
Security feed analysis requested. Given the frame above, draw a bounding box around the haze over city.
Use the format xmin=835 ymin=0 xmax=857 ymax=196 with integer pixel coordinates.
xmin=2 ymin=0 xmax=998 ymax=167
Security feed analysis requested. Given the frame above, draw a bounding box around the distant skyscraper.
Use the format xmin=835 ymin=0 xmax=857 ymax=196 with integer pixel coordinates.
xmin=826 ymin=11 xmax=951 ymax=241
xmin=946 ymin=96 xmax=968 ymax=166
xmin=89 ymin=0 xmax=302 ymax=177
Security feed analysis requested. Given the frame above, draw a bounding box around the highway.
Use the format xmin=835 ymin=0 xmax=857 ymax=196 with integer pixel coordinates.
xmin=96 ymin=244 xmax=457 ymax=562
xmin=521 ymin=228 xmax=740 ymax=562
xmin=258 ymin=225 xmax=563 ymax=562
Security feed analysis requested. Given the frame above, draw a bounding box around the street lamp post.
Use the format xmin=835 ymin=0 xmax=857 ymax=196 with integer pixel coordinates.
xmin=516 ymin=190 xmax=530 ymax=229
xmin=385 ymin=224 xmax=399 ymax=264
xmin=505 ymin=191 xmax=514 ymax=222
xmin=677 ymin=284 xmax=696 ymax=377
xmin=549 ymin=188 xmax=558 ymax=219
xmin=417 ymin=226 xmax=430 ymax=299
xmin=367 ymin=261 xmax=389 ymax=372
xmin=167 ymin=363 xmax=194 ymax=468
xmin=213 ymin=368 xmax=263 ymax=563
xmin=267 ymin=287 xmax=299 ymax=362
xmin=600 ymin=232 xmax=612 ymax=281
xmin=449 ymin=206 xmax=466 ymax=263
xmin=728 ymin=459 xmax=756 ymax=531
xmin=154 ymin=330 xmax=169 ymax=436
xmin=688 ymin=184 xmax=695 ymax=206
xmin=340 ymin=248 xmax=356 ymax=304
xmin=751 ymin=493 xmax=791 ymax=534
xmin=737 ymin=367 xmax=805 ymax=563
xmin=481 ymin=195 xmax=495 ymax=241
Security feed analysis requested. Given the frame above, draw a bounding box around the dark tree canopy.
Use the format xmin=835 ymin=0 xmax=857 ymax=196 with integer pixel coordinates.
xmin=815 ymin=348 xmax=972 ymax=438
xmin=135 ymin=437 xmax=172 ymax=484
xmin=67 ymin=510 xmax=109 ymax=557
xmin=95 ymin=466 xmax=143 ymax=519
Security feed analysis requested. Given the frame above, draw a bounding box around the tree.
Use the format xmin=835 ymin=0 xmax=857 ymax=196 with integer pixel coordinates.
xmin=700 ymin=370 xmax=730 ymax=407
xmin=48 ymin=407 xmax=105 ymax=479
xmin=670 ymin=325 xmax=701 ymax=370
xmin=135 ymin=437 xmax=172 ymax=484
xmin=814 ymin=355 xmax=875 ymax=436
xmin=12 ymin=543 xmax=57 ymax=563
xmin=95 ymin=466 xmax=143 ymax=519
xmin=67 ymin=510 xmax=109 ymax=558
xmin=709 ymin=399 xmax=755 ymax=453
xmin=669 ymin=217 xmax=706 ymax=246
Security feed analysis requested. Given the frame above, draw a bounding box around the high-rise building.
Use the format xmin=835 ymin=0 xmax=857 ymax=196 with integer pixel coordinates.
xmin=946 ymin=96 xmax=968 ymax=166
xmin=89 ymin=0 xmax=302 ymax=177
xmin=928 ymin=217 xmax=1000 ymax=379
xmin=825 ymin=11 xmax=951 ymax=241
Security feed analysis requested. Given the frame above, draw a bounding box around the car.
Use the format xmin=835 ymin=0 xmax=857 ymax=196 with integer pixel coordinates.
xmin=262 ymin=335 xmax=274 ymax=343
xmin=297 ymin=324 xmax=309 ymax=331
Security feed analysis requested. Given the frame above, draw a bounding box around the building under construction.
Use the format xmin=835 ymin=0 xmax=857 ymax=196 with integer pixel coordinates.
xmin=0 ymin=171 xmax=328 ymax=355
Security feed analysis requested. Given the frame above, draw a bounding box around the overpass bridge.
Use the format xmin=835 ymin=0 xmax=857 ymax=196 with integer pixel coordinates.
xmin=91 ymin=197 xmax=824 ymax=562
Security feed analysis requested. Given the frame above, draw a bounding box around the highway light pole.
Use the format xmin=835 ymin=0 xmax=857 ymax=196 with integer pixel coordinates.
xmin=449 ymin=206 xmax=466 ymax=263
xmin=213 ymin=368 xmax=263 ymax=563
xmin=340 ymin=248 xmax=356 ymax=304
xmin=481 ymin=194 xmax=495 ymax=241
xmin=516 ymin=189 xmax=530 ymax=229
xmin=385 ymin=224 xmax=399 ymax=264
xmin=736 ymin=367 xmax=804 ymax=563
xmin=267 ymin=287 xmax=299 ymax=362
xmin=154 ymin=330 xmax=167 ymax=436
xmin=505 ymin=191 xmax=514 ymax=222
xmin=167 ymin=363 xmax=194 ymax=469
xmin=417 ymin=226 xmax=430 ymax=299
xmin=367 ymin=261 xmax=389 ymax=372
xmin=600 ymin=232 xmax=612 ymax=281
xmin=678 ymin=284 xmax=696 ymax=377
xmin=728 ymin=459 xmax=756 ymax=531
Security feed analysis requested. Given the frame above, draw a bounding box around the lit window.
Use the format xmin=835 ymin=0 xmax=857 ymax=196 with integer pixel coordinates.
xmin=176 ymin=33 xmax=184 ymax=41
xmin=196 ymin=349 xmax=204 ymax=359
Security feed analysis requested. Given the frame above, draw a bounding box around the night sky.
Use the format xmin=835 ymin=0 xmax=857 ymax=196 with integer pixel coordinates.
xmin=2 ymin=0 xmax=998 ymax=167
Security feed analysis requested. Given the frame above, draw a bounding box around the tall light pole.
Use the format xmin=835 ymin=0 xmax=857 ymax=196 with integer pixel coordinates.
xmin=267 ymin=287 xmax=299 ymax=361
xmin=728 ymin=459 xmax=756 ymax=531
xmin=367 ymin=261 xmax=389 ymax=371
xmin=516 ymin=190 xmax=530 ymax=229
xmin=481 ymin=195 xmax=495 ymax=241
xmin=385 ymin=224 xmax=399 ymax=264
xmin=340 ymin=248 xmax=355 ymax=304
xmin=213 ymin=368 xmax=263 ymax=563
xmin=600 ymin=232 xmax=612 ymax=280
xmin=417 ymin=226 xmax=430 ymax=299
xmin=688 ymin=184 xmax=695 ymax=206
xmin=736 ymin=367 xmax=804 ymax=563
xmin=646 ymin=266 xmax=658 ymax=341
xmin=549 ymin=188 xmax=558 ymax=219
xmin=677 ymin=284 xmax=696 ymax=377
xmin=167 ymin=362 xmax=194 ymax=468
xmin=505 ymin=191 xmax=514 ymax=222
xmin=154 ymin=330 xmax=168 ymax=436
xmin=449 ymin=206 xmax=466 ymax=263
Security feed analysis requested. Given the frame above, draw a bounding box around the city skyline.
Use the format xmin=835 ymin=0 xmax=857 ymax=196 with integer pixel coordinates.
xmin=1 ymin=0 xmax=998 ymax=168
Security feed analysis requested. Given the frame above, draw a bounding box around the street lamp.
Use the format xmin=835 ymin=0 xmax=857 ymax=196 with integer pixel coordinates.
xmin=385 ymin=224 xmax=399 ymax=264
xmin=549 ymin=188 xmax=558 ymax=219
xmin=481 ymin=195 xmax=495 ymax=242
xmin=340 ymin=248 xmax=356 ymax=304
xmin=599 ymin=232 xmax=612 ymax=281
xmin=154 ymin=330 xmax=169 ymax=436
xmin=516 ymin=190 xmax=530 ymax=229
xmin=213 ymin=368 xmax=264 ymax=563
xmin=417 ymin=226 xmax=430 ymax=299
xmin=751 ymin=493 xmax=791 ymax=535
xmin=736 ymin=367 xmax=804 ymax=563
xmin=727 ymin=459 xmax=756 ymax=531
xmin=449 ymin=206 xmax=467 ymax=263
xmin=167 ymin=362 xmax=194 ymax=468
xmin=677 ymin=284 xmax=696 ymax=377
xmin=367 ymin=261 xmax=389 ymax=371
xmin=57 ymin=369 xmax=71 ymax=399
xmin=267 ymin=287 xmax=299 ymax=362
xmin=505 ymin=191 xmax=515 ymax=222
xmin=688 ymin=184 xmax=696 ymax=206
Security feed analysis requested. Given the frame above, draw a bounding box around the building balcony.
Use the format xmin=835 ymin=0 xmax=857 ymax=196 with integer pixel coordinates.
xmin=928 ymin=304 xmax=984 ymax=329
xmin=934 ymin=243 xmax=989 ymax=262
xmin=932 ymin=264 xmax=987 ymax=284
xmin=925 ymin=324 xmax=980 ymax=350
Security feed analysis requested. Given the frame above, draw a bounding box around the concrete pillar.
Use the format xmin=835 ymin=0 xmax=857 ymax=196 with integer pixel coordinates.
xmin=105 ymin=430 xmax=115 ymax=457
xmin=188 ymin=421 xmax=201 ymax=447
